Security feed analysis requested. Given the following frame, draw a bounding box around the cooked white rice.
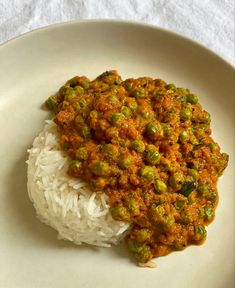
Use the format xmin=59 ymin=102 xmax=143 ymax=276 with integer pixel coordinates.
xmin=27 ymin=120 xmax=130 ymax=247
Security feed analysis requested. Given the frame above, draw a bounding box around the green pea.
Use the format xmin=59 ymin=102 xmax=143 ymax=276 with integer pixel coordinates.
xmin=128 ymin=199 xmax=140 ymax=215
xmin=188 ymin=169 xmax=199 ymax=180
xmin=198 ymin=207 xmax=205 ymax=218
xmin=110 ymin=113 xmax=125 ymax=125
xmin=174 ymin=243 xmax=187 ymax=251
xmin=121 ymin=106 xmax=132 ymax=117
xmin=101 ymin=83 xmax=109 ymax=90
xmin=222 ymin=152 xmax=229 ymax=161
xmin=130 ymin=140 xmax=145 ymax=153
xmin=169 ymin=172 xmax=184 ymax=188
xmin=176 ymin=88 xmax=188 ymax=102
xmin=76 ymin=147 xmax=88 ymax=160
xmin=90 ymin=110 xmax=98 ymax=118
xmin=154 ymin=179 xmax=167 ymax=193
xmin=127 ymin=241 xmax=153 ymax=263
xmin=208 ymin=142 xmax=220 ymax=153
xmin=151 ymin=204 xmax=165 ymax=217
xmin=68 ymin=160 xmax=82 ymax=171
xmin=74 ymin=85 xmax=84 ymax=94
xmin=191 ymin=162 xmax=200 ymax=171
xmin=110 ymin=205 xmax=129 ymax=221
xmin=204 ymin=206 xmax=215 ymax=222
xmin=179 ymin=130 xmax=189 ymax=142
xmin=136 ymin=229 xmax=151 ymax=242
xmin=194 ymin=127 xmax=206 ymax=141
xmin=161 ymin=123 xmax=172 ymax=137
xmin=187 ymin=192 xmax=196 ymax=204
xmin=135 ymin=245 xmax=152 ymax=263
xmin=79 ymin=98 xmax=87 ymax=107
xmin=106 ymin=127 xmax=119 ymax=139
xmin=107 ymin=95 xmax=118 ymax=103
xmin=103 ymin=144 xmax=119 ymax=159
xmin=190 ymin=132 xmax=200 ymax=145
xmin=140 ymin=108 xmax=155 ymax=121
xmin=91 ymin=161 xmax=110 ymax=176
xmin=146 ymin=144 xmax=157 ymax=151
xmin=210 ymin=191 xmax=217 ymax=202
xmin=203 ymin=111 xmax=211 ymax=124
xmin=195 ymin=225 xmax=207 ymax=241
xmin=177 ymin=94 xmax=187 ymax=102
xmin=132 ymin=87 xmax=146 ymax=98
xmin=69 ymin=78 xmax=87 ymax=89
xmin=80 ymin=125 xmax=91 ymax=139
xmin=166 ymin=83 xmax=176 ymax=91
xmin=162 ymin=214 xmax=175 ymax=231
xmin=180 ymin=108 xmax=192 ymax=121
xmin=64 ymin=88 xmax=76 ymax=100
xmin=181 ymin=211 xmax=190 ymax=224
xmin=165 ymin=112 xmax=179 ymax=122
xmin=174 ymin=200 xmax=186 ymax=210
xmin=127 ymin=239 xmax=144 ymax=253
xmin=146 ymin=149 xmax=161 ymax=165
xmin=217 ymin=153 xmax=229 ymax=175
xmin=179 ymin=181 xmax=197 ymax=196
xmin=119 ymin=156 xmax=132 ymax=169
xmin=110 ymin=85 xmax=118 ymax=93
xmin=197 ymin=183 xmax=210 ymax=195
xmin=46 ymin=95 xmax=58 ymax=111
xmin=73 ymin=102 xmax=81 ymax=111
xmin=115 ymin=76 xmax=122 ymax=85
xmin=177 ymin=87 xmax=188 ymax=94
xmin=128 ymin=101 xmax=138 ymax=111
xmin=99 ymin=71 xmax=112 ymax=78
xmin=146 ymin=122 xmax=163 ymax=137
xmin=140 ymin=166 xmax=155 ymax=181
xmin=125 ymin=81 xmax=134 ymax=91
xmin=160 ymin=162 xmax=171 ymax=172
xmin=186 ymin=94 xmax=199 ymax=104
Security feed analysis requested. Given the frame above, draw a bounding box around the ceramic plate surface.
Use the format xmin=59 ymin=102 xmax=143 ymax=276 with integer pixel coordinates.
xmin=0 ymin=20 xmax=234 ymax=288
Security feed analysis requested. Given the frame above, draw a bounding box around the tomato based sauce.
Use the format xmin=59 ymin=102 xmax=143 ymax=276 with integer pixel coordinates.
xmin=47 ymin=71 xmax=228 ymax=263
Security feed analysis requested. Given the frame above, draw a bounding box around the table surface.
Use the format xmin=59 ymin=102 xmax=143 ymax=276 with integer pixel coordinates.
xmin=0 ymin=0 xmax=234 ymax=65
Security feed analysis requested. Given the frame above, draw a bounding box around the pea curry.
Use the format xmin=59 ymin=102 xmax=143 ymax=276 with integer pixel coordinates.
xmin=47 ymin=70 xmax=228 ymax=264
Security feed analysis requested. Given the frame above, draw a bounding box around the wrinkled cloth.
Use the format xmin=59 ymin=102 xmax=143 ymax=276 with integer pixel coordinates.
xmin=0 ymin=0 xmax=234 ymax=65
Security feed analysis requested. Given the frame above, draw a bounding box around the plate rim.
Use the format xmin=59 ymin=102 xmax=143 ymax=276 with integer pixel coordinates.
xmin=0 ymin=17 xmax=234 ymax=288
xmin=0 ymin=18 xmax=234 ymax=70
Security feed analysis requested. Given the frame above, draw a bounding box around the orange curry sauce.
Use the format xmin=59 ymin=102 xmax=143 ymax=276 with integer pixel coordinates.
xmin=47 ymin=71 xmax=228 ymax=263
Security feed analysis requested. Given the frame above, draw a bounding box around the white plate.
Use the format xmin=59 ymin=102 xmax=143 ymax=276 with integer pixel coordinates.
xmin=0 ymin=20 xmax=234 ymax=288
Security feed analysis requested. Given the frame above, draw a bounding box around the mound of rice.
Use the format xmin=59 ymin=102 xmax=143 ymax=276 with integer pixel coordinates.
xmin=27 ymin=120 xmax=130 ymax=247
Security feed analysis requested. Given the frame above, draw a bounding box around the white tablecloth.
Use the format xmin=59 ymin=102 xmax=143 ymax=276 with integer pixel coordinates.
xmin=0 ymin=0 xmax=234 ymax=65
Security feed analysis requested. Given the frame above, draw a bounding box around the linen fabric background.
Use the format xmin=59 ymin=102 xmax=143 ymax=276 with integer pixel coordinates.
xmin=0 ymin=0 xmax=234 ymax=65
